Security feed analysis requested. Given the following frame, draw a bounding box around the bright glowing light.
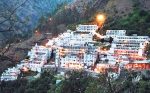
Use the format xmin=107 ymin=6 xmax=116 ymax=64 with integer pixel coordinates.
xmin=35 ymin=30 xmax=38 ymax=33
xmin=96 ymin=14 xmax=106 ymax=27
xmin=96 ymin=14 xmax=105 ymax=22
xmin=49 ymin=18 xmax=52 ymax=21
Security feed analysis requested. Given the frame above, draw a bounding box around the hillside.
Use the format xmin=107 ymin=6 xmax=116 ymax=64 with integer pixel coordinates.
xmin=0 ymin=0 xmax=75 ymax=76
xmin=0 ymin=0 xmax=74 ymax=46
xmin=0 ymin=1 xmax=150 ymax=93
xmin=38 ymin=0 xmax=150 ymax=36
xmin=1 ymin=0 xmax=150 ymax=68
xmin=1 ymin=0 xmax=150 ymax=43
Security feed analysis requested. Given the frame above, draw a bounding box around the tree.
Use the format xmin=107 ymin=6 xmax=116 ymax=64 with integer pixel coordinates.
xmin=25 ymin=88 xmax=36 ymax=93
xmin=84 ymin=78 xmax=106 ymax=93
xmin=59 ymin=71 xmax=91 ymax=93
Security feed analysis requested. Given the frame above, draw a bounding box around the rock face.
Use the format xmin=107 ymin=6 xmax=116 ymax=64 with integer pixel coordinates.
xmin=0 ymin=0 xmax=74 ymax=44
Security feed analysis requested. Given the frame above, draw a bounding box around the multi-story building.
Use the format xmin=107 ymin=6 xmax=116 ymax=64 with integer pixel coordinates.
xmin=54 ymin=25 xmax=99 ymax=69
xmin=125 ymin=60 xmax=150 ymax=70
xmin=106 ymin=30 xmax=126 ymax=38
xmin=94 ymin=63 xmax=119 ymax=73
xmin=110 ymin=35 xmax=149 ymax=60
xmin=1 ymin=67 xmax=20 ymax=81
xmin=76 ymin=25 xmax=99 ymax=32
xmin=19 ymin=44 xmax=52 ymax=72
xmin=28 ymin=43 xmax=51 ymax=59
xmin=58 ymin=45 xmax=97 ymax=68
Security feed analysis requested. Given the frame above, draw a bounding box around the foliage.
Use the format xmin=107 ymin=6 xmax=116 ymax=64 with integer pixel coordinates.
xmin=0 ymin=71 xmax=56 ymax=93
xmin=1 ymin=70 xmax=150 ymax=93
xmin=137 ymin=80 xmax=150 ymax=93
xmin=56 ymin=71 xmax=91 ymax=93
xmin=110 ymin=9 xmax=150 ymax=36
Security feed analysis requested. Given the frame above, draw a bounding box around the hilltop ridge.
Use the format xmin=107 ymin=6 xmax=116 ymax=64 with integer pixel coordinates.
xmin=38 ymin=0 xmax=150 ymax=36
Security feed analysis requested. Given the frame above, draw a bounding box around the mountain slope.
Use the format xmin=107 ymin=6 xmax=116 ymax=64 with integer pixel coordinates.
xmin=38 ymin=0 xmax=150 ymax=36
xmin=0 ymin=0 xmax=74 ymax=46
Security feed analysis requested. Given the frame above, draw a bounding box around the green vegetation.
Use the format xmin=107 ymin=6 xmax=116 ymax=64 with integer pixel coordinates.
xmin=108 ymin=0 xmax=150 ymax=36
xmin=0 ymin=71 xmax=56 ymax=93
xmin=38 ymin=0 xmax=150 ymax=37
xmin=1 ymin=70 xmax=150 ymax=93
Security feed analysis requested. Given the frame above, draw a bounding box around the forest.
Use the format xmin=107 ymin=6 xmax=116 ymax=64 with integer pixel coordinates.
xmin=0 ymin=70 xmax=150 ymax=93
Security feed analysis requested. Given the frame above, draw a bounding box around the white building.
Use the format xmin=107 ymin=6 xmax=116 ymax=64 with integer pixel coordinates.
xmin=76 ymin=25 xmax=98 ymax=32
xmin=99 ymin=53 xmax=117 ymax=65
xmin=108 ymin=30 xmax=149 ymax=61
xmin=1 ymin=67 xmax=20 ymax=81
xmin=20 ymin=44 xmax=52 ymax=72
xmin=54 ymin=25 xmax=99 ymax=69
xmin=28 ymin=43 xmax=51 ymax=59
xmin=94 ymin=63 xmax=119 ymax=73
xmin=46 ymin=40 xmax=54 ymax=47
xmin=106 ymin=30 xmax=126 ymax=38
xmin=57 ymin=46 xmax=97 ymax=68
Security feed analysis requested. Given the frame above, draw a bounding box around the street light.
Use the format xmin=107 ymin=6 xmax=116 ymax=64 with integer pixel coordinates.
xmin=96 ymin=14 xmax=106 ymax=27
xmin=96 ymin=14 xmax=105 ymax=22
xmin=35 ymin=30 xmax=38 ymax=33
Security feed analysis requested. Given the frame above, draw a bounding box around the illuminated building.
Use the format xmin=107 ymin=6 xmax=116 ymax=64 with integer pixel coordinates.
xmin=2 ymin=24 xmax=150 ymax=81
xmin=116 ymin=55 xmax=130 ymax=66
xmin=28 ymin=44 xmax=51 ymax=60
xmin=109 ymin=32 xmax=149 ymax=61
xmin=99 ymin=53 xmax=117 ymax=65
xmin=94 ymin=63 xmax=119 ymax=73
xmin=54 ymin=25 xmax=99 ymax=69
xmin=125 ymin=60 xmax=150 ymax=70
xmin=106 ymin=30 xmax=126 ymax=38
xmin=76 ymin=25 xmax=98 ymax=32
xmin=1 ymin=43 xmax=53 ymax=81
xmin=57 ymin=46 xmax=97 ymax=68
xmin=20 ymin=44 xmax=52 ymax=72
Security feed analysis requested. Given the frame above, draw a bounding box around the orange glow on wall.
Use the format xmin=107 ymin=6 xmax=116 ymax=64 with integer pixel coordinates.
xmin=125 ymin=63 xmax=150 ymax=70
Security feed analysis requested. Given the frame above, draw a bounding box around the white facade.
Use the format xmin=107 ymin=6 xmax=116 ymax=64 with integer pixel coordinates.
xmin=28 ymin=44 xmax=51 ymax=59
xmin=46 ymin=40 xmax=54 ymax=47
xmin=106 ymin=30 xmax=126 ymax=38
xmin=54 ymin=25 xmax=99 ymax=68
xmin=25 ymin=44 xmax=52 ymax=72
xmin=2 ymin=24 xmax=150 ymax=81
xmin=1 ymin=67 xmax=20 ymax=81
xmin=76 ymin=25 xmax=98 ymax=32
xmin=100 ymin=54 xmax=116 ymax=65
xmin=0 ymin=43 xmax=52 ymax=81
xmin=57 ymin=46 xmax=97 ymax=67
xmin=107 ymin=30 xmax=149 ymax=61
